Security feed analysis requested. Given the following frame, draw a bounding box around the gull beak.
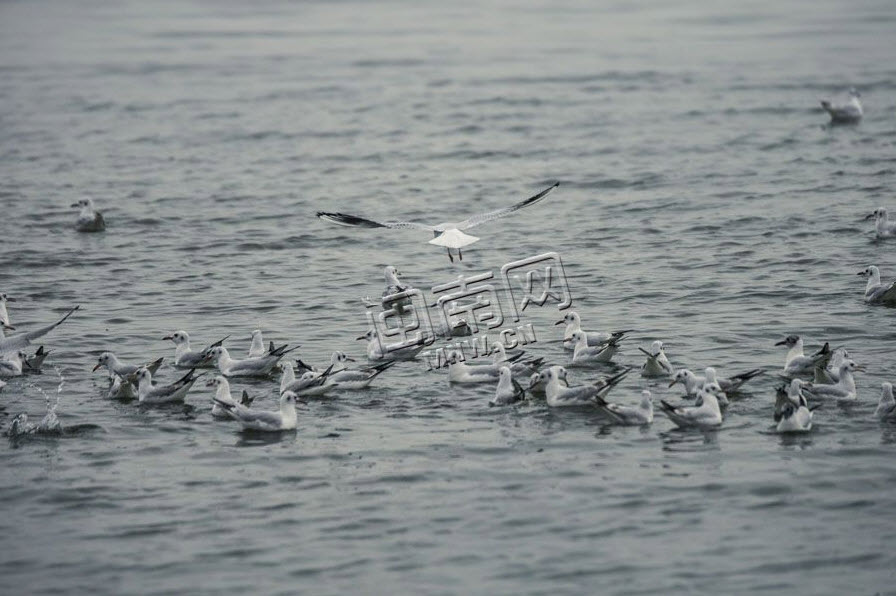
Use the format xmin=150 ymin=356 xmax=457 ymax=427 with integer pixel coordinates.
xmin=70 ymin=203 xmax=79 ymax=208
xmin=345 ymin=357 xmax=356 ymax=362
xmin=92 ymin=363 xmax=102 ymax=372
xmin=162 ymin=335 xmax=173 ymax=341
xmin=774 ymin=339 xmax=787 ymax=346
xmin=554 ymin=319 xmax=565 ymax=326
xmin=2 ymin=323 xmax=14 ymax=330
xmin=356 ymin=335 xmax=367 ymax=341
xmin=865 ymin=213 xmax=875 ymax=220
xmin=668 ymin=379 xmax=679 ymax=388
xmin=5 ymin=298 xmax=15 ymax=303
xmin=857 ymin=271 xmax=866 ymax=276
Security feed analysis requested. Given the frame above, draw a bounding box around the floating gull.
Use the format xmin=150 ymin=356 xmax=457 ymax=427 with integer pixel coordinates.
xmin=316 ymin=182 xmax=559 ymax=262
xmin=556 ymin=311 xmax=631 ymax=351
xmin=163 ymin=330 xmax=227 ymax=369
xmin=381 ymin=266 xmax=412 ymax=314
xmin=774 ymin=380 xmax=816 ymax=433
xmin=706 ymin=366 xmax=764 ymax=393
xmin=358 ymin=329 xmax=426 ymax=361
xmin=135 ymin=367 xmax=200 ymax=404
xmin=820 ymin=88 xmax=862 ymax=124
xmin=802 ymin=359 xmax=862 ymax=400
xmin=595 ymin=390 xmax=653 ymax=426
xmin=543 ymin=365 xmax=629 ymax=407
xmin=874 ymin=382 xmax=896 ymax=421
xmin=93 ymin=352 xmax=164 ymax=381
xmin=775 ymin=335 xmax=831 ymax=377
xmin=247 ymin=330 xmax=266 ymax=358
xmin=490 ymin=367 xmax=525 ymax=406
xmin=207 ymin=344 xmax=297 ymax=378
xmin=277 ymin=362 xmax=336 ymax=397
xmin=107 ymin=375 xmax=137 ymax=400
xmin=857 ymin=266 xmax=896 ymax=306
xmin=660 ymin=389 xmax=722 ymax=429
xmin=701 ymin=369 xmax=730 ymax=407
xmin=71 ymin=198 xmax=105 ymax=232
xmin=569 ymin=330 xmax=621 ymax=365
xmin=447 ymin=351 xmax=499 ymax=384
xmin=526 ymin=371 xmax=550 ymax=399
xmin=482 ymin=342 xmax=542 ymax=376
xmin=814 ymin=347 xmax=849 ymax=384
xmin=639 ymin=341 xmax=674 ymax=377
xmin=0 ymin=305 xmax=79 ymax=356
xmin=866 ymin=207 xmax=896 ymax=239
xmin=207 ymin=376 xmax=254 ymax=419
xmin=298 ymin=351 xmax=395 ymax=390
xmin=214 ymin=390 xmax=299 ymax=432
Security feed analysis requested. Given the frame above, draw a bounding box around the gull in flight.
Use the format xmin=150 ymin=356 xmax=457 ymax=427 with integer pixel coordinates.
xmin=775 ymin=335 xmax=831 ymax=377
xmin=163 ymin=330 xmax=228 ymax=368
xmin=866 ymin=207 xmax=896 ymax=239
xmin=556 ymin=311 xmax=631 ymax=351
xmin=542 ymin=365 xmax=630 ymax=407
xmin=820 ymin=88 xmax=862 ymax=124
xmin=489 ymin=367 xmax=526 ymax=406
xmin=660 ymin=389 xmax=722 ymax=430
xmin=0 ymin=305 xmax=79 ymax=356
xmin=135 ymin=367 xmax=201 ymax=404
xmin=773 ymin=380 xmax=816 ymax=433
xmin=71 ymin=198 xmax=106 ymax=232
xmin=801 ymin=359 xmax=863 ymax=400
xmin=857 ymin=266 xmax=896 ymax=306
xmin=595 ymin=390 xmax=654 ymax=426
xmin=639 ymin=341 xmax=674 ymax=377
xmin=214 ymin=390 xmax=299 ymax=432
xmin=207 ymin=344 xmax=298 ymax=378
xmin=874 ymin=382 xmax=896 ymax=421
xmin=316 ymin=182 xmax=559 ymax=261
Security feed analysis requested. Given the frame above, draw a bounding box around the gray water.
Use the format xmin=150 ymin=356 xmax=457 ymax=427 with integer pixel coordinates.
xmin=2 ymin=0 xmax=896 ymax=594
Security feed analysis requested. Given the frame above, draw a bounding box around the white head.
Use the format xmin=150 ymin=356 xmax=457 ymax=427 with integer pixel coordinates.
xmin=775 ymin=335 xmax=801 ymax=349
xmin=640 ymin=390 xmax=652 ymax=409
xmin=0 ymin=292 xmax=12 ymax=304
xmin=206 ymin=375 xmax=230 ymax=390
xmin=543 ymin=366 xmax=568 ymax=385
xmin=163 ymin=330 xmax=191 ymax=346
xmin=556 ymin=311 xmax=581 ymax=327
xmin=384 ymin=265 xmax=401 ymax=282
xmin=838 ymin=359 xmax=862 ymax=375
xmin=704 ymin=367 xmax=718 ymax=383
xmin=650 ymin=340 xmax=664 ymax=354
xmin=857 ymin=265 xmax=880 ymax=279
xmin=497 ymin=366 xmax=512 ymax=387
xmin=866 ymin=207 xmax=888 ymax=222
xmin=251 ymin=329 xmax=262 ymax=340
xmin=331 ymin=351 xmax=354 ymax=365
xmin=71 ymin=198 xmax=95 ymax=210
xmin=280 ymin=390 xmax=299 ymax=410
xmin=669 ymin=369 xmax=696 ymax=388
xmin=135 ymin=367 xmax=152 ymax=384
xmin=881 ymin=382 xmax=894 ymax=403
xmin=207 ymin=346 xmax=228 ymax=361
xmin=527 ymin=372 xmax=543 ymax=390
xmin=92 ymin=351 xmax=115 ymax=371
xmin=357 ymin=330 xmax=377 ymax=342
xmin=570 ymin=330 xmax=588 ymax=346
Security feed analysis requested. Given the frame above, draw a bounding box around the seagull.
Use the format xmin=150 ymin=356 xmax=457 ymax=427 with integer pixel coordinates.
xmin=214 ymin=390 xmax=299 ymax=432
xmin=543 ymin=365 xmax=630 ymax=407
xmin=660 ymin=389 xmax=722 ymax=429
xmin=820 ymin=88 xmax=863 ymax=124
xmin=93 ymin=352 xmax=164 ymax=381
xmin=801 ymin=359 xmax=863 ymax=400
xmin=706 ymin=366 xmax=764 ymax=393
xmin=297 ymin=351 xmax=395 ymax=390
xmin=0 ymin=351 xmax=28 ymax=377
xmin=380 ymin=266 xmax=413 ymax=314
xmin=595 ymin=390 xmax=654 ymax=426
xmin=163 ymin=330 xmax=227 ymax=368
xmin=247 ymin=330 xmax=266 ymax=358
xmin=775 ymin=335 xmax=831 ymax=377
xmin=701 ymin=369 xmax=730 ymax=407
xmin=814 ymin=347 xmax=850 ymax=384
xmin=857 ymin=266 xmax=896 ymax=306
xmin=483 ymin=342 xmax=543 ymax=376
xmin=71 ymin=198 xmax=106 ymax=232
xmin=866 ymin=207 xmax=896 ymax=239
xmin=639 ymin=341 xmax=674 ymax=377
xmin=773 ymin=380 xmax=816 ymax=433
xmin=489 ymin=367 xmax=525 ymax=406
xmin=316 ymin=182 xmax=560 ymax=262
xmin=668 ymin=368 xmax=729 ymax=406
xmin=0 ymin=305 xmax=79 ymax=356
xmin=874 ymin=382 xmax=896 ymax=421
xmin=447 ymin=351 xmax=500 ymax=384
xmin=277 ymin=362 xmax=336 ymax=396
xmin=135 ymin=367 xmax=201 ymax=404
xmin=206 ymin=344 xmax=298 ymax=378
xmin=357 ymin=329 xmax=427 ymax=361
xmin=206 ymin=376 xmax=254 ymax=419
xmin=0 ymin=293 xmax=14 ymax=330
xmin=569 ymin=331 xmax=621 ymax=365
xmin=556 ymin=311 xmax=631 ymax=351
xmin=107 ymin=375 xmax=137 ymax=400
xmin=526 ymin=371 xmax=549 ymax=398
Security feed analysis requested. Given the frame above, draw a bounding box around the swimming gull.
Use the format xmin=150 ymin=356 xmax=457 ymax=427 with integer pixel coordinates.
xmin=163 ymin=330 xmax=228 ymax=368
xmin=820 ymin=88 xmax=862 ymax=124
xmin=489 ymin=367 xmax=526 ymax=406
xmin=595 ymin=390 xmax=654 ymax=426
xmin=866 ymin=207 xmax=896 ymax=239
xmin=639 ymin=341 xmax=674 ymax=377
xmin=857 ymin=266 xmax=896 ymax=306
xmin=801 ymin=359 xmax=863 ymax=400
xmin=543 ymin=365 xmax=630 ymax=407
xmin=874 ymin=382 xmax=896 ymax=421
xmin=206 ymin=344 xmax=298 ymax=378
xmin=71 ymin=198 xmax=105 ymax=232
xmin=135 ymin=367 xmax=201 ymax=404
xmin=569 ymin=331 xmax=621 ymax=365
xmin=556 ymin=311 xmax=631 ymax=351
xmin=775 ymin=335 xmax=831 ymax=377
xmin=660 ymin=389 xmax=722 ymax=429
xmin=214 ymin=390 xmax=299 ymax=432
xmin=773 ymin=380 xmax=816 ymax=433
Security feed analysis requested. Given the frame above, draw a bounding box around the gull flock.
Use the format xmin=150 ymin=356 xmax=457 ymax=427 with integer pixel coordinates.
xmin=3 ymin=89 xmax=896 ymax=437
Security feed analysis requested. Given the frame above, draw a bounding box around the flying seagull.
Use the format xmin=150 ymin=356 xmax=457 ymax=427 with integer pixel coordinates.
xmin=316 ymin=182 xmax=559 ymax=261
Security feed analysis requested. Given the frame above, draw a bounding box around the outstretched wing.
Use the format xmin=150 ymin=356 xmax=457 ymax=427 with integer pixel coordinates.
xmin=455 ymin=182 xmax=559 ymax=230
xmin=316 ymin=212 xmax=434 ymax=231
